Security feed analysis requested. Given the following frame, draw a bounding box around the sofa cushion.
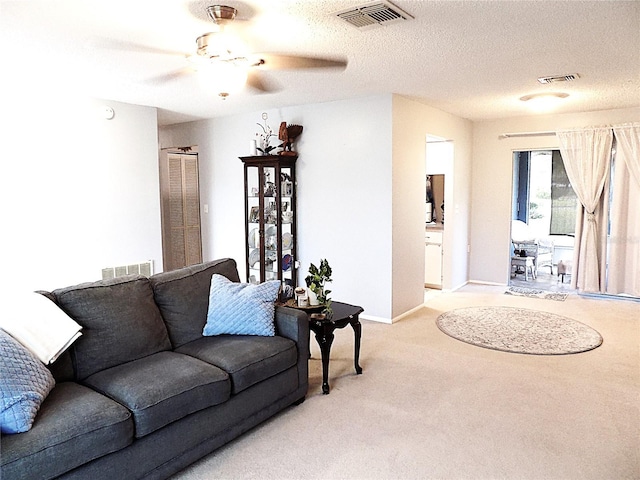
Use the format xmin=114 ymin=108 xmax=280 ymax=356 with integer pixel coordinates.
xmin=83 ymin=351 xmax=230 ymax=438
xmin=203 ymin=275 xmax=281 ymax=337
xmin=176 ymin=335 xmax=297 ymax=394
xmin=0 ymin=382 xmax=132 ymax=480
xmin=0 ymin=329 xmax=55 ymax=434
xmin=53 ymin=275 xmax=171 ymax=380
xmin=150 ymin=258 xmax=241 ymax=348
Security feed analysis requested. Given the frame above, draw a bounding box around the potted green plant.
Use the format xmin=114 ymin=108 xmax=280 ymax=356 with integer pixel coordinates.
xmin=305 ymin=259 xmax=332 ymax=313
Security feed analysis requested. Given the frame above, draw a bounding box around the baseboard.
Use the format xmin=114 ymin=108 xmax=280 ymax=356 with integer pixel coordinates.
xmin=361 ymin=303 xmax=429 ymax=324
xmin=360 ymin=314 xmax=392 ymax=324
xmin=467 ymin=280 xmax=509 ymax=287
xmin=391 ymin=304 xmax=425 ymax=324
xmin=449 ymin=280 xmax=469 ymax=292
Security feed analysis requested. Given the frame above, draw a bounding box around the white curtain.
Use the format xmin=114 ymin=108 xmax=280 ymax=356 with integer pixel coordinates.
xmin=556 ymin=128 xmax=613 ymax=293
xmin=608 ymin=123 xmax=640 ymax=296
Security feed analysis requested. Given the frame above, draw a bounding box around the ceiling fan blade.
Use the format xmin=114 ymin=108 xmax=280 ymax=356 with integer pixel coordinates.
xmin=143 ymin=67 xmax=192 ymax=85
xmin=246 ymin=70 xmax=280 ymax=93
xmin=253 ymin=54 xmax=348 ymax=71
xmin=92 ymin=37 xmax=186 ymax=57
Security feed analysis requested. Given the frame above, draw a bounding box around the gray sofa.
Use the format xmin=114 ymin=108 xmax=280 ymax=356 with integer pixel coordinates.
xmin=1 ymin=258 xmax=309 ymax=480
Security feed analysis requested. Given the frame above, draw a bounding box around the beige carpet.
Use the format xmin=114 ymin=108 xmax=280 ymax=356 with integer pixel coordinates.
xmin=173 ymin=284 xmax=640 ymax=480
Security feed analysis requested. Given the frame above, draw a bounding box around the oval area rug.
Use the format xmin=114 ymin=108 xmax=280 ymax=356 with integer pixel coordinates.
xmin=436 ymin=306 xmax=603 ymax=355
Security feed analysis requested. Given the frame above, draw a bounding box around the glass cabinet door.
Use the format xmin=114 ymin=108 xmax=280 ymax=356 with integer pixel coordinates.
xmin=262 ymin=165 xmax=278 ymax=282
xmin=279 ymin=165 xmax=295 ymax=287
xmin=245 ymin=163 xmax=263 ymax=283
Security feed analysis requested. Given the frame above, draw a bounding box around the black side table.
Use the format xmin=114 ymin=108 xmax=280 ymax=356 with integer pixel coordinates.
xmin=308 ymin=301 xmax=364 ymax=394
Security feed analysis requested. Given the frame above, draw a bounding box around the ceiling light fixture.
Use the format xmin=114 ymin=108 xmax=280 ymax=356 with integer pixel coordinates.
xmin=519 ymin=92 xmax=569 ymax=102
xmin=519 ymin=92 xmax=569 ymax=112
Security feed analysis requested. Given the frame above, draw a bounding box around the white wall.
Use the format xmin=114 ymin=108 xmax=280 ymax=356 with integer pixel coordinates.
xmin=160 ymin=96 xmax=394 ymax=320
xmin=470 ymin=106 xmax=640 ymax=285
xmin=0 ymin=92 xmax=162 ymax=292
xmin=391 ymin=96 xmax=473 ymax=318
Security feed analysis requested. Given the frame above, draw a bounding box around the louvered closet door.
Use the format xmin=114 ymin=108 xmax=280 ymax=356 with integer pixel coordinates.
xmin=162 ymin=153 xmax=202 ymax=271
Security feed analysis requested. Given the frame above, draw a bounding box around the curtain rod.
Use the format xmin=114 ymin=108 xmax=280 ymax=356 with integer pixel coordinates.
xmin=500 ymin=123 xmax=638 ymax=139
xmin=499 ymin=131 xmax=556 ymax=139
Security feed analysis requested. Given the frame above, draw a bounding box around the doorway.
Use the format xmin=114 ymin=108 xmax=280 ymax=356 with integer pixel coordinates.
xmin=510 ymin=150 xmax=576 ymax=291
xmin=424 ymin=136 xmax=452 ymax=300
xmin=159 ymin=148 xmax=203 ymax=271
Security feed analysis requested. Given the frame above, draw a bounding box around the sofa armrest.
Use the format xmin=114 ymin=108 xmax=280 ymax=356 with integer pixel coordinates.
xmin=274 ymin=306 xmax=309 ymax=393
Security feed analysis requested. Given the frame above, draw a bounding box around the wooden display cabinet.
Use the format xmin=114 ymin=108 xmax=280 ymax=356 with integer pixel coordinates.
xmin=240 ymin=155 xmax=298 ymax=292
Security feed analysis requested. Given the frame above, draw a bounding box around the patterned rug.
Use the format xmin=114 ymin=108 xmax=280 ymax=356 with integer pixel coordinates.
xmin=436 ymin=306 xmax=602 ymax=355
xmin=506 ymin=286 xmax=568 ymax=301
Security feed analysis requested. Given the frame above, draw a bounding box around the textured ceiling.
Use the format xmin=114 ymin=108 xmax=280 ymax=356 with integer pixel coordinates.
xmin=1 ymin=0 xmax=638 ymax=126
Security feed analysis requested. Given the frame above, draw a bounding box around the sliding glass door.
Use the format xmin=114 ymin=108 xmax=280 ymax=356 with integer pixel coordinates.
xmin=511 ymin=150 xmax=577 ymax=288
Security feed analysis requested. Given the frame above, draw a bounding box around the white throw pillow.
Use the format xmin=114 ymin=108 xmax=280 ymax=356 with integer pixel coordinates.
xmin=0 ymin=292 xmax=82 ymax=364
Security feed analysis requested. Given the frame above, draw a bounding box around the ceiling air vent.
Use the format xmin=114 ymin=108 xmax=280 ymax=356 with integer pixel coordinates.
xmin=537 ymin=73 xmax=580 ymax=84
xmin=336 ymin=1 xmax=413 ymax=30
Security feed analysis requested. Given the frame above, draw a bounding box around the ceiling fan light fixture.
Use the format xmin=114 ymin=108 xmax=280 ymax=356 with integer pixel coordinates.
xmin=195 ymin=31 xmax=247 ymax=59
xmin=196 ymin=32 xmax=226 ymax=58
xmin=165 ymin=4 xmax=348 ymax=99
xmin=198 ymin=60 xmax=248 ymax=99
xmin=206 ymin=5 xmax=237 ymax=25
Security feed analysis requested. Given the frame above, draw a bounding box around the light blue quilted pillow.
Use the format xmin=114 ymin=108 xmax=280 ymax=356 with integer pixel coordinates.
xmin=0 ymin=329 xmax=55 ymax=434
xmin=203 ymin=274 xmax=281 ymax=337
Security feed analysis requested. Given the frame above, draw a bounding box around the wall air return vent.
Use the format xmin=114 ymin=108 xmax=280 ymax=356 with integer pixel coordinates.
xmin=336 ymin=1 xmax=413 ymax=30
xmin=102 ymin=260 xmax=154 ymax=280
xmin=537 ymin=73 xmax=580 ymax=84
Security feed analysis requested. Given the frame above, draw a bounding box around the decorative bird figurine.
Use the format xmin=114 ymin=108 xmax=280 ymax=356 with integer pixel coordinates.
xmin=278 ymin=122 xmax=303 ymax=155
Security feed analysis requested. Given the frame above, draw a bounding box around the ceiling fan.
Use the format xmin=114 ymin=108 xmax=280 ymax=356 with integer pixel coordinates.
xmin=155 ymin=5 xmax=348 ymax=99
